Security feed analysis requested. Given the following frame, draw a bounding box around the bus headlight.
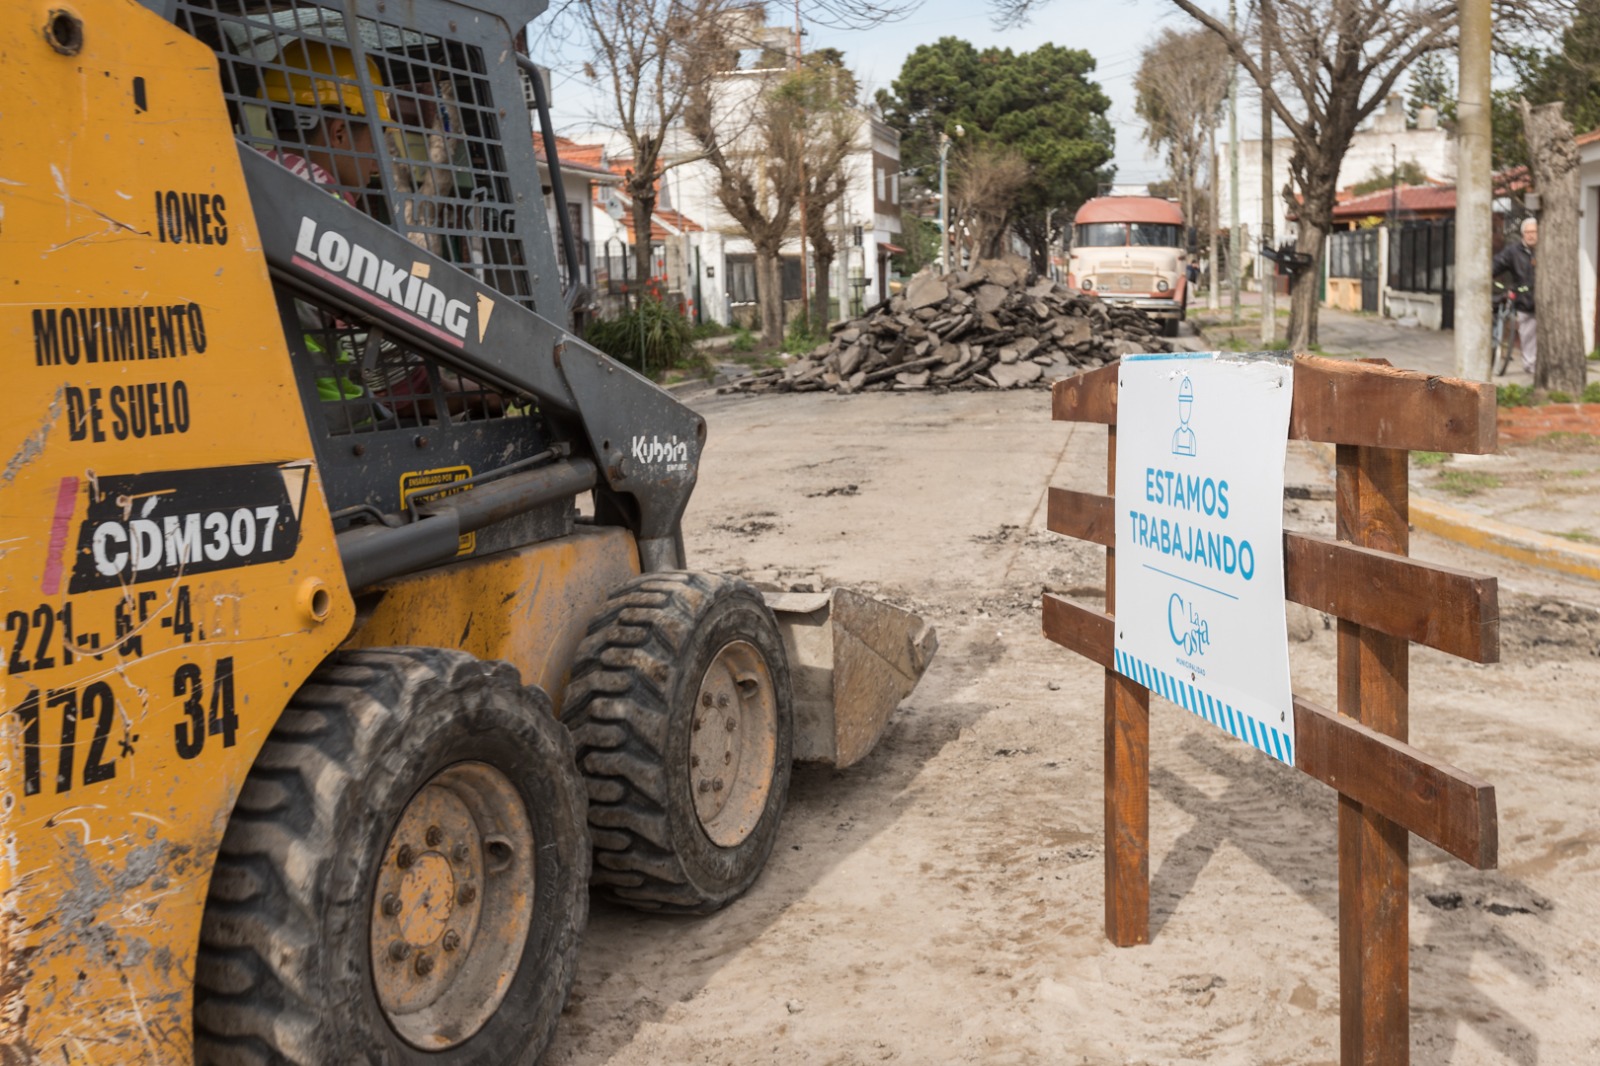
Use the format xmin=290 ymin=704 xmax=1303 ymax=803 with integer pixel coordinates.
xmin=1081 ymin=278 xmax=1094 ymax=291
xmin=1156 ymin=279 xmax=1170 ymax=292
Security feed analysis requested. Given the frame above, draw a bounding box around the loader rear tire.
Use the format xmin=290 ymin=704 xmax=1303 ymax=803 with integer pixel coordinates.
xmin=193 ymin=648 xmax=589 ymax=1066
xmin=563 ymin=572 xmax=793 ymax=913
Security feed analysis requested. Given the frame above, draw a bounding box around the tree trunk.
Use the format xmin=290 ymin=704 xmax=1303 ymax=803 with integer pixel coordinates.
xmin=812 ymin=247 xmax=834 ymax=333
xmin=627 ymin=180 xmax=658 ymax=290
xmin=1208 ymin=124 xmax=1219 ymax=311
xmin=756 ymin=248 xmax=784 ymax=345
xmin=1287 ymin=216 xmax=1326 ymax=351
xmin=1522 ymin=100 xmax=1586 ymax=395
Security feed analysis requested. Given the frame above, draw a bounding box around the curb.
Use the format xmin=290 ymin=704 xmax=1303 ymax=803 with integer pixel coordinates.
xmin=1300 ymin=429 xmax=1600 ymax=586
xmin=1410 ymin=497 xmax=1600 ymax=584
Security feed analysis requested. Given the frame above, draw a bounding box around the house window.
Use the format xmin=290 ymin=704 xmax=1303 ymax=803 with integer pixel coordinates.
xmin=890 ymin=172 xmax=899 ymax=203
xmin=876 ymin=168 xmax=886 ymax=201
xmin=726 ymin=255 xmax=758 ymax=304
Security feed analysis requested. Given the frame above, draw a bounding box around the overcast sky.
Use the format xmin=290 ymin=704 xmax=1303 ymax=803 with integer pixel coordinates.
xmin=531 ymin=0 xmax=1216 ymax=186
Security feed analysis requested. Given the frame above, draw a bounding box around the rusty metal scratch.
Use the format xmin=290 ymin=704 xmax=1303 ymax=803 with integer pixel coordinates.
xmin=49 ymin=165 xmax=147 ymax=243
xmin=2 ymin=388 xmax=63 ymax=484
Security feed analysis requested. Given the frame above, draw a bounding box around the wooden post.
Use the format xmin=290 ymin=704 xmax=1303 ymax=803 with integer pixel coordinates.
xmin=1336 ymin=444 xmax=1411 ymax=1065
xmin=1105 ymin=425 xmax=1150 ymax=945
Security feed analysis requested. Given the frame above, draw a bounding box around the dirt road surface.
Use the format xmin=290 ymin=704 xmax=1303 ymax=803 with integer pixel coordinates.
xmin=544 ymin=389 xmax=1600 ymax=1066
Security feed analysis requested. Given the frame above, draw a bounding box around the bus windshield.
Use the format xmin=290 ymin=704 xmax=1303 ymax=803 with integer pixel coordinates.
xmin=1075 ymin=223 xmax=1126 ymax=247
xmin=1131 ymin=223 xmax=1184 ymax=248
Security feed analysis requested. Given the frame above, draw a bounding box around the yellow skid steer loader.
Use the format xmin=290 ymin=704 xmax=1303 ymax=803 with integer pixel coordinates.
xmin=0 ymin=0 xmax=935 ymax=1061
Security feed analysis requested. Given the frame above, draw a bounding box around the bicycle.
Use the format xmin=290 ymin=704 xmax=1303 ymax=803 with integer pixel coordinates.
xmin=1493 ymin=281 xmax=1520 ymax=376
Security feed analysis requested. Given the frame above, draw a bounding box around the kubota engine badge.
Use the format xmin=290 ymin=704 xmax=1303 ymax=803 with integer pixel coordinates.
xmin=66 ymin=462 xmax=310 ymax=593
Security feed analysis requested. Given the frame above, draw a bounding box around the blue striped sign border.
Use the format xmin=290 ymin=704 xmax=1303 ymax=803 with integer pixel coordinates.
xmin=1113 ymin=649 xmax=1294 ymax=766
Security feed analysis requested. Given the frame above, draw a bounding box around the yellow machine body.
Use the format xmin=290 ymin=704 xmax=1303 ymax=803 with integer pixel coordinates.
xmin=345 ymin=526 xmax=641 ymax=706
xmin=0 ymin=2 xmax=936 ymax=1062
xmin=0 ymin=2 xmax=356 ymax=1059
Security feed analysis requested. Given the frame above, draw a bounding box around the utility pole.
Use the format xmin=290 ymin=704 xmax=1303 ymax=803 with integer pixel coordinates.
xmin=1209 ymin=124 xmax=1220 ymax=312
xmin=1457 ymin=0 xmax=1493 ymax=379
xmin=794 ymin=0 xmax=809 ymax=323
xmin=939 ymin=132 xmax=951 ymax=274
xmin=1259 ymin=7 xmax=1274 ymax=346
xmin=1228 ymin=0 xmax=1241 ymax=324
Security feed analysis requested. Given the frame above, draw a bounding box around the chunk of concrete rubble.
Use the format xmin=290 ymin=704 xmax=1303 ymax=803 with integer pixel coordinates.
xmin=989 ymin=361 xmax=1044 ymax=388
xmin=904 ymin=273 xmax=950 ymax=311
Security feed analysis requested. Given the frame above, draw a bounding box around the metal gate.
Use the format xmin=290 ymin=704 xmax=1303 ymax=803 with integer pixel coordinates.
xmin=1328 ymin=229 xmax=1380 ymax=312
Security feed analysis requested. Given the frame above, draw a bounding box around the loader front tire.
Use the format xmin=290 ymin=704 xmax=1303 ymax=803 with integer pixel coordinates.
xmin=193 ymin=648 xmax=589 ymax=1066
xmin=563 ymin=572 xmax=793 ymax=913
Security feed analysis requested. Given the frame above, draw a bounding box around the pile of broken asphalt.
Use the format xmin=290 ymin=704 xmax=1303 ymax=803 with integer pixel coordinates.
xmin=717 ymin=255 xmax=1176 ymax=396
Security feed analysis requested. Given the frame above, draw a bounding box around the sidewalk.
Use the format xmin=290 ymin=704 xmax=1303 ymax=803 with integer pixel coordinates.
xmin=1191 ymin=297 xmax=1600 ymax=584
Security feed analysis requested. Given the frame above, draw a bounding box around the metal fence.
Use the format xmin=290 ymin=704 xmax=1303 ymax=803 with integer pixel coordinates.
xmin=1388 ymin=219 xmax=1454 ymax=295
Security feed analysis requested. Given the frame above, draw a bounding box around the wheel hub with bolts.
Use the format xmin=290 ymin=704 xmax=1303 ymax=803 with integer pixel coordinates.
xmin=368 ymin=762 xmax=535 ymax=1050
xmin=688 ymin=640 xmax=778 ymax=847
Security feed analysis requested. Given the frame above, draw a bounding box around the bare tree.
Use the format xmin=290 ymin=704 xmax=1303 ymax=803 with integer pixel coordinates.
xmin=950 ymin=145 xmax=1031 ymax=262
xmin=795 ymin=63 xmax=862 ymax=331
xmin=1521 ymin=99 xmax=1585 ymax=394
xmin=1134 ymin=26 xmax=1230 ymax=257
xmin=1155 ymin=0 xmax=1473 ymax=349
xmin=684 ymin=36 xmax=807 ymax=343
xmin=572 ymin=0 xmax=735 ymax=284
xmin=993 ymin=0 xmax=1566 ymax=349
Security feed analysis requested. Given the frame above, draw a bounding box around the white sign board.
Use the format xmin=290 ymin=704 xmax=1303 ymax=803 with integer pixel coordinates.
xmin=1112 ymin=352 xmax=1296 ymax=764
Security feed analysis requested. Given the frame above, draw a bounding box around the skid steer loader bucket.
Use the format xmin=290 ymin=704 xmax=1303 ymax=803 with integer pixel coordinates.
xmin=764 ymin=589 xmax=938 ymax=768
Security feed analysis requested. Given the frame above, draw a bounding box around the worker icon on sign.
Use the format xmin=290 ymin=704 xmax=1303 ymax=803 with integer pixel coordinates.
xmin=1171 ymin=374 xmax=1198 ymax=457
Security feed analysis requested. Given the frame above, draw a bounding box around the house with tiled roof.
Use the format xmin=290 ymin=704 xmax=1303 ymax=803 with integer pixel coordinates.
xmin=533 ymin=135 xmax=620 ymax=322
xmin=584 ymin=159 xmax=710 ymax=319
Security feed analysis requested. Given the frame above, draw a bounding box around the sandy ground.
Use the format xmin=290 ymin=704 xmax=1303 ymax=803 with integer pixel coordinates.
xmin=543 ymin=388 xmax=1600 ymax=1066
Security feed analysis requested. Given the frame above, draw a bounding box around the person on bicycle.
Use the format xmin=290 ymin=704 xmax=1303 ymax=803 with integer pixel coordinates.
xmin=1492 ymin=217 xmax=1538 ymax=374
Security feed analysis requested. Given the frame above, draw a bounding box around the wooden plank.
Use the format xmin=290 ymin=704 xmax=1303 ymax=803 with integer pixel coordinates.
xmin=1050 ymin=356 xmax=1497 ymax=455
xmin=1042 ymin=592 xmax=1114 ymax=665
xmin=1045 ymin=487 xmax=1499 ymax=663
xmin=1046 ymin=487 xmax=1116 ymax=548
xmin=1293 ymin=356 xmax=1497 ymax=455
xmin=1336 ymin=444 xmax=1411 ymax=1066
xmin=1041 ymin=594 xmax=1496 ymax=870
xmin=1103 ymin=423 xmax=1150 ymax=947
xmin=1294 ymin=695 xmax=1496 ymax=870
xmin=1286 ymin=532 xmax=1498 ymax=664
xmin=1052 ymin=362 xmax=1118 ymax=424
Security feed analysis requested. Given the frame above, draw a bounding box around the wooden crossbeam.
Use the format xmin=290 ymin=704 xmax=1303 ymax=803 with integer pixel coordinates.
xmin=1052 ymin=355 xmax=1498 ymax=455
xmin=1040 ymin=594 xmax=1497 ymax=870
xmin=1046 ymin=487 xmax=1500 ymax=663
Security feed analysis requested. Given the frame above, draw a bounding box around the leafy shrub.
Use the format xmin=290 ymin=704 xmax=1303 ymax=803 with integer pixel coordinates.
xmin=1548 ymin=389 xmax=1575 ymax=404
xmin=584 ymin=296 xmax=696 ymax=379
xmin=1584 ymin=382 xmax=1600 ymax=404
xmin=782 ymin=316 xmax=826 ymax=355
xmin=690 ymin=320 xmax=731 ymax=341
xmin=1497 ymin=383 xmax=1534 ymax=408
xmin=731 ymin=327 xmax=756 ymax=353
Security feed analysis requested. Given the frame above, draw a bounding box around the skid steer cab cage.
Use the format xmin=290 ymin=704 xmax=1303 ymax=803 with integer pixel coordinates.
xmin=149 ymin=0 xmax=706 ymax=574
xmin=163 ymin=0 xmax=559 ymax=315
xmin=1044 ymin=354 xmax=1501 ymax=1066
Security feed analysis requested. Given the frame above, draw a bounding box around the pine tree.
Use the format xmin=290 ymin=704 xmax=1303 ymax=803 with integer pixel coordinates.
xmin=1406 ymin=51 xmax=1455 ymax=126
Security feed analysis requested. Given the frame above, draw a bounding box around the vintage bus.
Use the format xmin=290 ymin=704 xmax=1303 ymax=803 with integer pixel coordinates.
xmin=1066 ymin=196 xmax=1188 ymax=337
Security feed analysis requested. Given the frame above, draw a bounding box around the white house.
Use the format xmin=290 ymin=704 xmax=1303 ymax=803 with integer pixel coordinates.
xmin=534 ymin=135 xmax=620 ymax=313
xmin=1572 ymin=129 xmax=1600 ymax=353
xmin=1217 ymin=94 xmax=1454 ymax=281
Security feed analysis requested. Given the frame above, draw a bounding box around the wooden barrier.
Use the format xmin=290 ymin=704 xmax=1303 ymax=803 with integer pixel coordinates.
xmin=1044 ymin=355 xmax=1500 ymax=1065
